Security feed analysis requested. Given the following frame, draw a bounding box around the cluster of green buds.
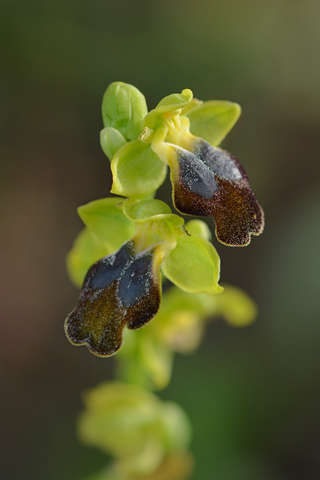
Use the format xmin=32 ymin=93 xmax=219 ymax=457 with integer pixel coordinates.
xmin=79 ymin=382 xmax=193 ymax=480
xmin=64 ymin=82 xmax=264 ymax=480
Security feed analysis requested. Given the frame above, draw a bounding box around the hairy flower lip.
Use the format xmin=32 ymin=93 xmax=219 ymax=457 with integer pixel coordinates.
xmin=65 ymin=240 xmax=164 ymax=357
xmin=172 ymin=147 xmax=265 ymax=246
xmin=151 ymin=131 xmax=264 ymax=246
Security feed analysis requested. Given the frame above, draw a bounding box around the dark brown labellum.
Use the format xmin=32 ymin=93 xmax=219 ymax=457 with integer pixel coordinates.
xmin=170 ymin=138 xmax=264 ymax=246
xmin=65 ymin=240 xmax=162 ymax=356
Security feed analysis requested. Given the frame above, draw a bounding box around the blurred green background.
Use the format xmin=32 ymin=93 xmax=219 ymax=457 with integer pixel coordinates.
xmin=1 ymin=0 xmax=320 ymax=479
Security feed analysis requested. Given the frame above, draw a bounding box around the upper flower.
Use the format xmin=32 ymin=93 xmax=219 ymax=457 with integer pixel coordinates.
xmin=102 ymin=83 xmax=264 ymax=246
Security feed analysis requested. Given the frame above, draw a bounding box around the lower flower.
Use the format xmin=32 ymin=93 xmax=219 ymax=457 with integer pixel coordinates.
xmin=65 ymin=238 xmax=164 ymax=356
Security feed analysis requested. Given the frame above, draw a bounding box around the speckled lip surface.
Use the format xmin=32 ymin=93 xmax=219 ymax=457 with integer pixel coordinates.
xmin=171 ymin=139 xmax=264 ymax=246
xmin=65 ymin=241 xmax=162 ymax=356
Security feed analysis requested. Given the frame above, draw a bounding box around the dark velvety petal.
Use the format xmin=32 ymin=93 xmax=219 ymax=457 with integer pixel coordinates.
xmin=169 ymin=139 xmax=264 ymax=246
xmin=90 ymin=241 xmax=135 ymax=290
xmin=121 ymin=249 xmax=162 ymax=330
xmin=177 ymin=147 xmax=218 ymax=199
xmin=65 ymin=281 xmax=126 ymax=356
xmin=65 ymin=241 xmax=162 ymax=357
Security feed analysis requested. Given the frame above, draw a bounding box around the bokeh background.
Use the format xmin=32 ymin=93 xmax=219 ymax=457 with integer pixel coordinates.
xmin=1 ymin=0 xmax=320 ymax=479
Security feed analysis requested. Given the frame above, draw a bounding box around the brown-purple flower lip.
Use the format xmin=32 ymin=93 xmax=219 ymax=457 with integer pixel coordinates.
xmin=65 ymin=240 xmax=162 ymax=357
xmin=169 ymin=138 xmax=264 ymax=246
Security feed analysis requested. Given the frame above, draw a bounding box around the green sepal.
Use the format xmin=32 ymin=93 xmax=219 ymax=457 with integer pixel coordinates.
xmin=111 ymin=140 xmax=167 ymax=197
xmin=101 ymin=82 xmax=148 ymax=141
xmin=100 ymin=126 xmax=127 ymax=161
xmin=215 ymin=284 xmax=257 ymax=327
xmin=185 ymin=219 xmax=212 ymax=241
xmin=187 ymin=100 xmax=241 ymax=147
xmin=66 ymin=228 xmax=110 ymax=287
xmin=161 ymin=234 xmax=223 ymax=294
xmin=78 ymin=197 xmax=135 ymax=251
xmin=143 ymin=89 xmax=193 ymax=131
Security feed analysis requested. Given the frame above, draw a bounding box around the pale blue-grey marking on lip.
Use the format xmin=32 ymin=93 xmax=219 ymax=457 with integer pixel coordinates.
xmin=90 ymin=241 xmax=135 ymax=290
xmin=176 ymin=146 xmax=219 ymax=199
xmin=194 ymin=140 xmax=243 ymax=181
xmin=118 ymin=251 xmax=154 ymax=309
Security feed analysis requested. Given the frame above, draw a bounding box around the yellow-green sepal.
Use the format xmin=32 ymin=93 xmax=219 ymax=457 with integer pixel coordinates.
xmin=100 ymin=126 xmax=127 ymax=161
xmin=161 ymin=234 xmax=223 ymax=294
xmin=187 ymin=100 xmax=241 ymax=147
xmin=101 ymin=82 xmax=148 ymax=141
xmin=66 ymin=228 xmax=110 ymax=287
xmin=78 ymin=197 xmax=135 ymax=251
xmin=111 ymin=140 xmax=167 ymax=197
